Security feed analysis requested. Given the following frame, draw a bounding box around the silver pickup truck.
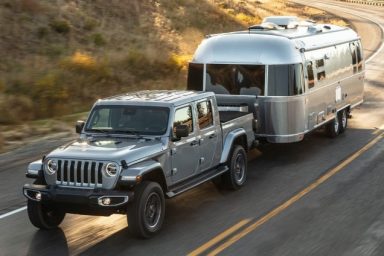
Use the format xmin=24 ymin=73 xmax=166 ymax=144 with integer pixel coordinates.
xmin=23 ymin=90 xmax=255 ymax=238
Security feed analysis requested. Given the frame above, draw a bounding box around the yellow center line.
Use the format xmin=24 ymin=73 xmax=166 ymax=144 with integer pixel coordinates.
xmin=187 ymin=219 xmax=251 ymax=256
xmin=190 ymin=131 xmax=384 ymax=256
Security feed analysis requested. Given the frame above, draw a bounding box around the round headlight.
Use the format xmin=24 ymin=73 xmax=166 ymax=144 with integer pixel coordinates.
xmin=105 ymin=163 xmax=118 ymax=177
xmin=46 ymin=159 xmax=58 ymax=175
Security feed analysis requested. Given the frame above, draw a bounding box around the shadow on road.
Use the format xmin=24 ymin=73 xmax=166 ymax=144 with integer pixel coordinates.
xmin=27 ymin=229 xmax=69 ymax=256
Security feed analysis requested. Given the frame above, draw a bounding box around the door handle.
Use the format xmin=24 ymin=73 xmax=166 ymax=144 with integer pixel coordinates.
xmin=190 ymin=140 xmax=199 ymax=146
xmin=209 ymin=133 xmax=217 ymax=139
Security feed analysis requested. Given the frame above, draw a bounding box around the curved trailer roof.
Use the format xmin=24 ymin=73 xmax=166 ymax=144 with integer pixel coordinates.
xmin=192 ymin=22 xmax=360 ymax=65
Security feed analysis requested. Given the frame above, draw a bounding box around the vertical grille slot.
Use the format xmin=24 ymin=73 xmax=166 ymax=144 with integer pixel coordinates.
xmin=55 ymin=159 xmax=104 ymax=187
xmin=64 ymin=161 xmax=69 ymax=183
xmin=69 ymin=161 xmax=75 ymax=183
xmin=91 ymin=162 xmax=96 ymax=184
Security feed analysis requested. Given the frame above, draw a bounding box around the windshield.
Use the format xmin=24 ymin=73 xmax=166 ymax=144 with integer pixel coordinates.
xmin=85 ymin=105 xmax=169 ymax=136
xmin=207 ymin=64 xmax=265 ymax=95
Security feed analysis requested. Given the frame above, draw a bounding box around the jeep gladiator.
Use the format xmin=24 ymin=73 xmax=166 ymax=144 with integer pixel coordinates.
xmin=23 ymin=90 xmax=254 ymax=238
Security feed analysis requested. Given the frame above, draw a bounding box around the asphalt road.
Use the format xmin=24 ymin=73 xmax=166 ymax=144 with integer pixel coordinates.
xmin=1 ymin=1 xmax=384 ymax=255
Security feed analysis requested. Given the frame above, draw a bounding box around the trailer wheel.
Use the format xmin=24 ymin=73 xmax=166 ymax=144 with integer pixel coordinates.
xmin=326 ymin=114 xmax=340 ymax=138
xmin=222 ymin=145 xmax=247 ymax=190
xmin=339 ymin=109 xmax=348 ymax=133
xmin=127 ymin=181 xmax=165 ymax=238
xmin=27 ymin=200 xmax=65 ymax=229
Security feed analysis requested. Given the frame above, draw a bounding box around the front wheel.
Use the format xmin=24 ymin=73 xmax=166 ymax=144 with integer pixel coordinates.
xmin=127 ymin=181 xmax=165 ymax=238
xmin=222 ymin=145 xmax=247 ymax=190
xmin=27 ymin=200 xmax=65 ymax=229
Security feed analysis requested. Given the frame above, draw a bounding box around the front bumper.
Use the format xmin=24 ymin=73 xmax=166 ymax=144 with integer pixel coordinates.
xmin=23 ymin=184 xmax=134 ymax=216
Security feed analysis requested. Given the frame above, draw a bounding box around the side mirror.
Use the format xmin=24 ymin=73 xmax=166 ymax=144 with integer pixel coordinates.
xmin=76 ymin=120 xmax=85 ymax=134
xmin=175 ymin=124 xmax=189 ymax=138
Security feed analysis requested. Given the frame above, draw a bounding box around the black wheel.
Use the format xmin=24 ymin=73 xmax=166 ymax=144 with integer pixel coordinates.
xmin=27 ymin=200 xmax=65 ymax=229
xmin=326 ymin=114 xmax=340 ymax=138
xmin=127 ymin=181 xmax=165 ymax=238
xmin=339 ymin=109 xmax=348 ymax=133
xmin=222 ymin=145 xmax=247 ymax=190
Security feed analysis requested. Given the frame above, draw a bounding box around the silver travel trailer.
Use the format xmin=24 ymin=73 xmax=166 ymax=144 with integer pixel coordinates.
xmin=187 ymin=16 xmax=364 ymax=143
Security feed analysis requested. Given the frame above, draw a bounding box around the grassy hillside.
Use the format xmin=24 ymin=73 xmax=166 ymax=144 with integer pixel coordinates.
xmin=0 ymin=0 xmax=347 ymax=151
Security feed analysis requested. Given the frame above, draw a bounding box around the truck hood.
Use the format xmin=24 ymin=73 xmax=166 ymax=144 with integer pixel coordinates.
xmin=47 ymin=137 xmax=167 ymax=163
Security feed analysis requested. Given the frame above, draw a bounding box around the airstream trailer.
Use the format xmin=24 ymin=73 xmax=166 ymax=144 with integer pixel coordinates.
xmin=187 ymin=16 xmax=364 ymax=143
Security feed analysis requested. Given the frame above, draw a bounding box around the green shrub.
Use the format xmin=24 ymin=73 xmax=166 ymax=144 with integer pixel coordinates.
xmin=84 ymin=18 xmax=98 ymax=31
xmin=50 ymin=19 xmax=71 ymax=34
xmin=37 ymin=26 xmax=49 ymax=39
xmin=92 ymin=33 xmax=106 ymax=47
xmin=44 ymin=44 xmax=65 ymax=58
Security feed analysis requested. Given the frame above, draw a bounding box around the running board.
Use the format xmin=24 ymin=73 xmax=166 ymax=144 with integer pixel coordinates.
xmin=166 ymin=165 xmax=228 ymax=198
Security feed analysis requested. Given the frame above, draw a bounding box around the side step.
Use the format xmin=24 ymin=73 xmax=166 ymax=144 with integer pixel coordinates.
xmin=166 ymin=165 xmax=228 ymax=198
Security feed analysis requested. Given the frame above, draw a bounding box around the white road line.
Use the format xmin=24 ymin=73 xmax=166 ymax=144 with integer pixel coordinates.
xmin=0 ymin=206 xmax=27 ymax=220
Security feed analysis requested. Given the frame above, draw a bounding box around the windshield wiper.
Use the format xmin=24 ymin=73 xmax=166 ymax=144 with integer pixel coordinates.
xmin=113 ymin=130 xmax=143 ymax=138
xmin=88 ymin=129 xmax=111 ymax=134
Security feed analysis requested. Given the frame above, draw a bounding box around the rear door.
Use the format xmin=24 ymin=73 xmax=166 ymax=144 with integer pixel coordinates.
xmin=196 ymin=99 xmax=220 ymax=172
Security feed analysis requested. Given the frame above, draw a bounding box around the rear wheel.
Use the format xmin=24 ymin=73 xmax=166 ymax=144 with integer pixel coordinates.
xmin=339 ymin=109 xmax=348 ymax=133
xmin=27 ymin=200 xmax=65 ymax=229
xmin=127 ymin=181 xmax=165 ymax=238
xmin=326 ymin=114 xmax=340 ymax=138
xmin=222 ymin=145 xmax=247 ymax=190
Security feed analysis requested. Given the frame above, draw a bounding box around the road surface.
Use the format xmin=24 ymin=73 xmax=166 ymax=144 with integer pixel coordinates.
xmin=1 ymin=1 xmax=383 ymax=255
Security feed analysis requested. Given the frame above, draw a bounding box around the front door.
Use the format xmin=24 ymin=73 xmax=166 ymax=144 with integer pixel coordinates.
xmin=171 ymin=104 xmax=200 ymax=183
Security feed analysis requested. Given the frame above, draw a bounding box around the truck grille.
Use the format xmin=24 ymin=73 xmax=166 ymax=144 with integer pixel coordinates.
xmin=56 ymin=160 xmax=104 ymax=187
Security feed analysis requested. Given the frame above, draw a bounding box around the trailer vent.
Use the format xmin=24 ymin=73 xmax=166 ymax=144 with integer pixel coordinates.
xmin=262 ymin=16 xmax=299 ymax=29
xmin=248 ymin=22 xmax=284 ymax=30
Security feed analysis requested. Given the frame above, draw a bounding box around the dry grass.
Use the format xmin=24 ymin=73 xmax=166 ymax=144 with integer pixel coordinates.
xmin=0 ymin=0 xmax=348 ymax=152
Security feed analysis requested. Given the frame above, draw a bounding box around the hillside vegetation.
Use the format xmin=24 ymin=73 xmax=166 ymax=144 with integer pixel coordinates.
xmin=0 ymin=0 xmax=347 ymax=151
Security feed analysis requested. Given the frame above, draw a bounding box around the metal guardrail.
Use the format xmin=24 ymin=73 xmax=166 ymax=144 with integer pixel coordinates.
xmin=342 ymin=0 xmax=384 ymax=6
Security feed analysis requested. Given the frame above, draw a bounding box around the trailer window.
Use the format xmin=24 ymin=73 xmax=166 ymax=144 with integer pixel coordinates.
xmin=187 ymin=63 xmax=204 ymax=91
xmin=268 ymin=64 xmax=304 ymax=96
xmin=350 ymin=42 xmax=359 ymax=74
xmin=356 ymin=42 xmax=363 ymax=72
xmin=206 ymin=64 xmax=265 ymax=95
xmin=316 ymin=59 xmax=326 ymax=81
xmin=307 ymin=62 xmax=315 ymax=89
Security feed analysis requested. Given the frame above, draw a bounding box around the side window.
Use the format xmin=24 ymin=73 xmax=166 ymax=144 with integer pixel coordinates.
xmin=307 ymin=62 xmax=315 ymax=89
xmin=356 ymin=42 xmax=363 ymax=72
xmin=173 ymin=105 xmax=194 ymax=136
xmin=316 ymin=59 xmax=326 ymax=81
xmin=350 ymin=42 xmax=357 ymax=74
xmin=197 ymin=100 xmax=213 ymax=129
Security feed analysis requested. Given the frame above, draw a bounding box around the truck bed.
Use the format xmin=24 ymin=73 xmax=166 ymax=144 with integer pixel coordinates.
xmin=219 ymin=111 xmax=250 ymax=123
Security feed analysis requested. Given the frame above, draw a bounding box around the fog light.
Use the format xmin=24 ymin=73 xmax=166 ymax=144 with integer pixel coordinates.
xmin=35 ymin=192 xmax=42 ymax=201
xmin=98 ymin=197 xmax=111 ymax=206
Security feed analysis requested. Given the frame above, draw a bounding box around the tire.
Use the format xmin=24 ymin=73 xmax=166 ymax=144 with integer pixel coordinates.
xmin=222 ymin=145 xmax=247 ymax=190
xmin=27 ymin=200 xmax=65 ymax=229
xmin=326 ymin=114 xmax=340 ymax=138
xmin=127 ymin=181 xmax=165 ymax=238
xmin=339 ymin=109 xmax=348 ymax=134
